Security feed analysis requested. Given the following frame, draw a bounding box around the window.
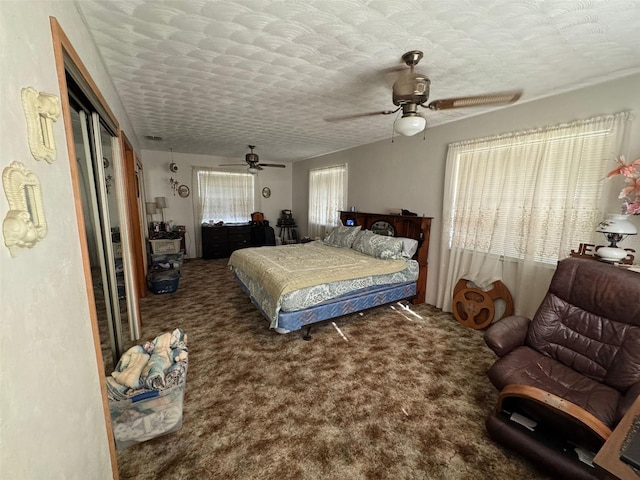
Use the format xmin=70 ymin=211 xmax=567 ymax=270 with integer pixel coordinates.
xmin=308 ymin=164 xmax=347 ymax=239
xmin=436 ymin=112 xmax=630 ymax=318
xmin=447 ymin=114 xmax=629 ymax=264
xmin=195 ymin=170 xmax=254 ymax=224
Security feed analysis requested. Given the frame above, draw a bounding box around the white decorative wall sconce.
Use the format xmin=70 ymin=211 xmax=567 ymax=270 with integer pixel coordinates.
xmin=2 ymin=161 xmax=47 ymax=257
xmin=21 ymin=87 xmax=61 ymax=163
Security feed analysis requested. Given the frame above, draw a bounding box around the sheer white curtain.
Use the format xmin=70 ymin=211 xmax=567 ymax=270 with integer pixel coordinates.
xmin=191 ymin=168 xmax=255 ymax=257
xmin=308 ymin=164 xmax=347 ymax=240
xmin=436 ymin=112 xmax=631 ymax=318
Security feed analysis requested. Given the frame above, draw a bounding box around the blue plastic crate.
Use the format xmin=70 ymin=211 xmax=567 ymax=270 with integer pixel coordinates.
xmin=148 ymin=270 xmax=181 ymax=294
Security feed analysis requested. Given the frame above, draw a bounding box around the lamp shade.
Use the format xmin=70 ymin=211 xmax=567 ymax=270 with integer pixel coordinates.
xmin=394 ymin=114 xmax=426 ymax=136
xmin=155 ymin=196 xmax=167 ymax=209
xmin=145 ymin=202 xmax=157 ymax=214
xmin=596 ymin=214 xmax=637 ymax=235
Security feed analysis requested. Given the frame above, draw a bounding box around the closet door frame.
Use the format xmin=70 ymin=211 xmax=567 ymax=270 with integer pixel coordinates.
xmin=121 ymin=133 xmax=147 ymax=299
xmin=51 ymin=16 xmax=141 ymax=477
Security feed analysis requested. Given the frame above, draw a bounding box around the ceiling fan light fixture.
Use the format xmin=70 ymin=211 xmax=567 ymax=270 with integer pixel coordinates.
xmin=395 ymin=114 xmax=426 ymax=136
xmin=248 ymin=166 xmax=259 ymax=174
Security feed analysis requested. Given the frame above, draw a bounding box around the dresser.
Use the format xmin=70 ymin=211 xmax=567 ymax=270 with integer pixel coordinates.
xmin=202 ymin=225 xmax=251 ymax=259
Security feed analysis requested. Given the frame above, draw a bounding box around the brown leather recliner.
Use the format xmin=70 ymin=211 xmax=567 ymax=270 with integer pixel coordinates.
xmin=483 ymin=257 xmax=640 ymax=480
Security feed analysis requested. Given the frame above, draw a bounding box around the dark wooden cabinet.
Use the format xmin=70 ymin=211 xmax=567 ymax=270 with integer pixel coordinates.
xmin=227 ymin=225 xmax=252 ymax=253
xmin=202 ymin=226 xmax=229 ymax=259
xmin=202 ymin=225 xmax=253 ymax=259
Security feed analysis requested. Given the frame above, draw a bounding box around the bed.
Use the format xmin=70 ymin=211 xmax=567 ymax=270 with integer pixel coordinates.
xmin=228 ymin=212 xmax=432 ymax=334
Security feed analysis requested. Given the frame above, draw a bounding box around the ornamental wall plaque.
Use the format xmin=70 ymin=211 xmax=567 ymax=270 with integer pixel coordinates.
xmin=2 ymin=161 xmax=47 ymax=257
xmin=21 ymin=87 xmax=61 ymax=163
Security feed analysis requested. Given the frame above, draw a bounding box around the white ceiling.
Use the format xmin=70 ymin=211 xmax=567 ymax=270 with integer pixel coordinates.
xmin=75 ymin=0 xmax=640 ymax=163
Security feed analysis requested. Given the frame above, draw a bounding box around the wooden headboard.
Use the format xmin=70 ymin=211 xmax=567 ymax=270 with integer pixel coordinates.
xmin=339 ymin=211 xmax=432 ymax=305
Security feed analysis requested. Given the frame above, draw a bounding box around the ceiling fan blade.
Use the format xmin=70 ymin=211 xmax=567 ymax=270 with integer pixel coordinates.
xmin=259 ymin=163 xmax=286 ymax=168
xmin=427 ymin=90 xmax=522 ymax=110
xmin=324 ymin=109 xmax=399 ymax=122
xmin=219 ymin=163 xmax=247 ymax=167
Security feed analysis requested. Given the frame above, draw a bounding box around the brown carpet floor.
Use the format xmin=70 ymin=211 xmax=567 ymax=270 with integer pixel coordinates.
xmin=115 ymin=258 xmax=549 ymax=479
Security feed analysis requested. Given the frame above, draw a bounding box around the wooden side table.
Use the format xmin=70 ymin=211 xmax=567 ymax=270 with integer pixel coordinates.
xmin=594 ymin=394 xmax=640 ymax=479
xmin=278 ymin=225 xmax=297 ymax=244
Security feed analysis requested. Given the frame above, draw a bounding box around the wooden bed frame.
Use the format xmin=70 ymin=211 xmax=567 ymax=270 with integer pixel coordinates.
xmin=338 ymin=211 xmax=432 ymax=305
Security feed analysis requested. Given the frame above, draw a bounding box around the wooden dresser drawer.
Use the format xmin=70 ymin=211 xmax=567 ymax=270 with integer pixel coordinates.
xmin=201 ymin=224 xmax=254 ymax=258
xmin=228 ymin=226 xmax=251 ymax=253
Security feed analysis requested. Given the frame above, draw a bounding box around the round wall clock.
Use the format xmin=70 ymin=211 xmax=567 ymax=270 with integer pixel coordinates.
xmin=177 ymin=184 xmax=190 ymax=198
xmin=261 ymin=187 xmax=271 ymax=198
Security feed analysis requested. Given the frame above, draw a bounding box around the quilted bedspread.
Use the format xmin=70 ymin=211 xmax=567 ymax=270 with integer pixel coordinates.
xmin=228 ymin=241 xmax=413 ymax=328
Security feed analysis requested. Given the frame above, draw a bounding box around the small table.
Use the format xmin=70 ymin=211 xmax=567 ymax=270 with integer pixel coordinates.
xmin=278 ymin=225 xmax=297 ymax=244
xmin=594 ymin=394 xmax=640 ymax=479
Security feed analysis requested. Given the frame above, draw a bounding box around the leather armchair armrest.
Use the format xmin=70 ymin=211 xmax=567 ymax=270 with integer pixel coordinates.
xmin=497 ymin=384 xmax=612 ymax=442
xmin=616 ymin=381 xmax=640 ymax=424
xmin=484 ymin=315 xmax=530 ymax=357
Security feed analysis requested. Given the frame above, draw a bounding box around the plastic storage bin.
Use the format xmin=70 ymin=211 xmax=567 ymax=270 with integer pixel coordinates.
xmin=109 ymin=368 xmax=187 ymax=450
xmin=149 ymin=252 xmax=184 ymax=270
xmin=148 ymin=269 xmax=181 ymax=294
xmin=150 ymin=238 xmax=181 ymax=254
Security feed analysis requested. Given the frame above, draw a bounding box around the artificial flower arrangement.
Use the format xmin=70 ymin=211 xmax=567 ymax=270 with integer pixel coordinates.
xmin=607 ymin=156 xmax=640 ymax=215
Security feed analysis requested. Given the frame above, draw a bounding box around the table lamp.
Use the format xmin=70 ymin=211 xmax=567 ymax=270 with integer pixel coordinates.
xmin=155 ymin=196 xmax=167 ymax=223
xmin=595 ymin=214 xmax=637 ymax=262
xmin=145 ymin=202 xmax=157 ymax=222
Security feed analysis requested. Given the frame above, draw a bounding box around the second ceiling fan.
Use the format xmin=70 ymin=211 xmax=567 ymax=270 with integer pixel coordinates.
xmin=220 ymin=145 xmax=286 ymax=174
xmin=325 ymin=50 xmax=522 ymax=136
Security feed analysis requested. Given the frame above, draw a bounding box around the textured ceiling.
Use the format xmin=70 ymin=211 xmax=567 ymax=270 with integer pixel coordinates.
xmin=75 ymin=0 xmax=640 ymax=163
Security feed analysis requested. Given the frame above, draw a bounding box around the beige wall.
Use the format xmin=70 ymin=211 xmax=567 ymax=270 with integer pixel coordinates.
xmin=1 ymin=1 xmax=139 ymax=478
xmin=142 ymin=149 xmax=292 ymax=255
xmin=293 ymin=73 xmax=640 ymax=306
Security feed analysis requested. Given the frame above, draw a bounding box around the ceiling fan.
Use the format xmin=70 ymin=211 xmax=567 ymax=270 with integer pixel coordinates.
xmin=325 ymin=50 xmax=522 ymax=136
xmin=219 ymin=145 xmax=286 ymax=174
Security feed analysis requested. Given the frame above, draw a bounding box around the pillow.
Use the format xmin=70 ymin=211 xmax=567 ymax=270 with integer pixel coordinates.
xmin=352 ymin=230 xmax=404 ymax=260
xmin=396 ymin=236 xmax=419 ymax=258
xmin=324 ymin=225 xmax=361 ymax=248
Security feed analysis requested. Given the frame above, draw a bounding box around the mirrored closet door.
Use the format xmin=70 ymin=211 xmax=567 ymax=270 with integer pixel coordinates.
xmin=67 ymin=74 xmax=137 ymax=372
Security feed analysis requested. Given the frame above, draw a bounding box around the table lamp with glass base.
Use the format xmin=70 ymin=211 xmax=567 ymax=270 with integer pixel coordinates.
xmin=595 ymin=214 xmax=637 ymax=262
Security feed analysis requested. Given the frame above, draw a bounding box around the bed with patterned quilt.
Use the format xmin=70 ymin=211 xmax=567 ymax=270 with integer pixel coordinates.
xmin=228 ymin=213 xmax=432 ymax=334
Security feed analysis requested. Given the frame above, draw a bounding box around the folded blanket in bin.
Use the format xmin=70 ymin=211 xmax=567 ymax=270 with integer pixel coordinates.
xmin=108 ymin=328 xmax=188 ymax=400
xmin=111 ymin=345 xmax=152 ymax=390
xmin=143 ymin=332 xmax=173 ymax=389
